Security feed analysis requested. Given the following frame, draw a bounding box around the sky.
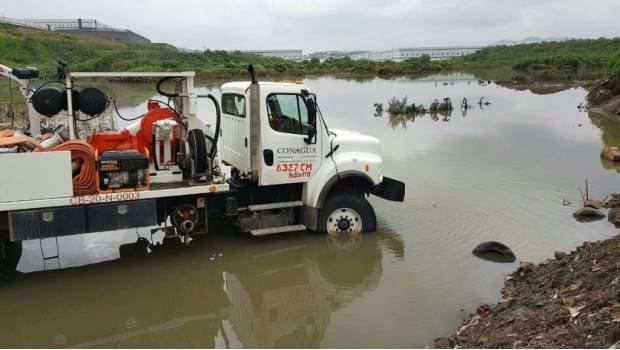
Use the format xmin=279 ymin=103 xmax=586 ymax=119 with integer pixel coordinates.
xmin=1 ymin=0 xmax=619 ymax=52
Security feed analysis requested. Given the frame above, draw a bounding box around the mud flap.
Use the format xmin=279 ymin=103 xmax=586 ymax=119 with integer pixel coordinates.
xmin=371 ymin=176 xmax=405 ymax=202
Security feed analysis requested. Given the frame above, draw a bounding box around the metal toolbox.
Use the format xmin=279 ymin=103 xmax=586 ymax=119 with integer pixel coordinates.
xmin=9 ymin=206 xmax=86 ymax=241
xmin=86 ymin=199 xmax=157 ymax=232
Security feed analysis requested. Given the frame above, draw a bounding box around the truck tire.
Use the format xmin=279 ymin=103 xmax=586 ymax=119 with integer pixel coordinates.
xmin=318 ymin=193 xmax=376 ymax=233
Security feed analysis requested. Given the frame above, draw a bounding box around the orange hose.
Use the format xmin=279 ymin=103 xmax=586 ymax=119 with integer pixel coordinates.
xmin=47 ymin=140 xmax=98 ymax=196
xmin=0 ymin=129 xmax=44 ymax=150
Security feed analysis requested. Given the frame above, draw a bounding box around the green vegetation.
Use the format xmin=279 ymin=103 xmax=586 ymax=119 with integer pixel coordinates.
xmin=0 ymin=22 xmax=618 ymax=81
xmin=608 ymin=51 xmax=620 ymax=79
xmin=460 ymin=38 xmax=620 ymax=72
xmin=0 ymin=24 xmax=440 ymax=78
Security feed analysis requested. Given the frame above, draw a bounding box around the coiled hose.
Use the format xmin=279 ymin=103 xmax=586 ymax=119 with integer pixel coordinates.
xmin=47 ymin=140 xmax=98 ymax=196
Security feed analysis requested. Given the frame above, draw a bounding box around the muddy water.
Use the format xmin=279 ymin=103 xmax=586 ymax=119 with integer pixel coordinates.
xmin=2 ymin=73 xmax=620 ymax=348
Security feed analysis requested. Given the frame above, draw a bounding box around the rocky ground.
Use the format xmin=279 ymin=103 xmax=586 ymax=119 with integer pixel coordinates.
xmin=434 ymin=234 xmax=620 ymax=348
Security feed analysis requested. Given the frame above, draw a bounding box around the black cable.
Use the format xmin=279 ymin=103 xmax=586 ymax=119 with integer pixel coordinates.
xmin=147 ymin=99 xmax=181 ymax=118
xmin=156 ymin=77 xmax=181 ymax=98
xmin=152 ymin=133 xmax=159 ymax=171
xmin=315 ymin=100 xmax=335 ymax=137
xmin=314 ymin=100 xmax=340 ymax=177
xmin=204 ymin=94 xmax=221 ymax=161
xmin=30 ymin=80 xmax=65 ymax=97
xmin=112 ymin=99 xmax=145 ymax=121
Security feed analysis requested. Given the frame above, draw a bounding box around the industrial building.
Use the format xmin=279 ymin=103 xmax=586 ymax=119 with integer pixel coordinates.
xmin=0 ymin=17 xmax=150 ymax=44
xmin=241 ymin=50 xmax=303 ymax=61
xmin=351 ymin=46 xmax=483 ymax=61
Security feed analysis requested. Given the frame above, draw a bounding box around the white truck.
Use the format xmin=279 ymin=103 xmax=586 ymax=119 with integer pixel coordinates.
xmin=0 ymin=62 xmax=405 ymax=273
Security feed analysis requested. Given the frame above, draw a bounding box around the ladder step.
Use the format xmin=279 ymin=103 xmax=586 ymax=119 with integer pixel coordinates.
xmin=250 ymin=224 xmax=306 ymax=236
xmin=248 ymin=200 xmax=303 ymax=212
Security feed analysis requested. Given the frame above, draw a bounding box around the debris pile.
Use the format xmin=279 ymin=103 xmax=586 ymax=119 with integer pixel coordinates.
xmin=434 ymin=234 xmax=620 ymax=348
xmin=374 ymin=96 xmax=489 ymax=127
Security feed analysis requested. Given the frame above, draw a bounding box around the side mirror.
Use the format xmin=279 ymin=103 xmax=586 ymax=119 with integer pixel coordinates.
xmin=305 ymin=124 xmax=316 ymax=144
xmin=303 ymin=93 xmax=317 ymax=144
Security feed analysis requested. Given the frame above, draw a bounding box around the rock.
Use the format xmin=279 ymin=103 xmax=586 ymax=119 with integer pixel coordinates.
xmin=554 ymin=251 xmax=568 ymax=260
xmin=573 ymin=207 xmax=606 ymax=222
xmin=432 ymin=337 xmax=454 ymax=349
xmin=601 ymin=147 xmax=620 ymax=161
xmin=518 ymin=262 xmax=534 ymax=274
xmin=568 ymin=305 xmax=585 ymax=318
xmin=584 ymin=200 xmax=604 ymax=209
xmin=609 ymin=340 xmax=620 ymax=349
xmin=476 ymin=305 xmax=491 ymax=317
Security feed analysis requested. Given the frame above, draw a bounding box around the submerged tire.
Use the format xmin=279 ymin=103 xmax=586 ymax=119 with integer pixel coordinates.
xmin=318 ymin=193 xmax=376 ymax=233
xmin=472 ymin=241 xmax=516 ymax=263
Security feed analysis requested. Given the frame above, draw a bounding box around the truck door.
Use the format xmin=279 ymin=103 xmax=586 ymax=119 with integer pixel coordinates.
xmin=259 ymin=92 xmax=321 ymax=186
xmin=220 ymin=92 xmax=251 ymax=174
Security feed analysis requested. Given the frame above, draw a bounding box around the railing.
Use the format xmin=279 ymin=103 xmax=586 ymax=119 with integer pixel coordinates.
xmin=0 ymin=17 xmax=115 ymax=31
xmin=0 ymin=17 xmax=47 ymax=30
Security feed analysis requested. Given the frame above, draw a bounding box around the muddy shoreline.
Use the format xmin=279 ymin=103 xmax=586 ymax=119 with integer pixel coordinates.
xmin=495 ymin=79 xmax=592 ymax=95
xmin=435 ymin=233 xmax=620 ymax=348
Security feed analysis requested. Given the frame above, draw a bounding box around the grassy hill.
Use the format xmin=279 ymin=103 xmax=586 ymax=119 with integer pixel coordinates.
xmin=460 ymin=38 xmax=620 ymax=71
xmin=0 ymin=23 xmax=299 ymax=78
xmin=0 ymin=23 xmax=442 ymax=78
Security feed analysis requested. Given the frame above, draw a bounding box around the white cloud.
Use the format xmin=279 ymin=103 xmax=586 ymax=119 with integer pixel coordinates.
xmin=1 ymin=0 xmax=618 ymax=51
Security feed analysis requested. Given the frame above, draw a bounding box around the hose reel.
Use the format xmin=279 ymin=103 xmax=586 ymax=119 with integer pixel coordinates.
xmin=31 ymin=86 xmax=107 ymax=117
xmin=187 ymin=128 xmax=209 ymax=182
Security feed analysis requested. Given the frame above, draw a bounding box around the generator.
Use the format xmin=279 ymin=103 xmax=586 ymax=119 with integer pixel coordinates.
xmin=97 ymin=150 xmax=150 ymax=192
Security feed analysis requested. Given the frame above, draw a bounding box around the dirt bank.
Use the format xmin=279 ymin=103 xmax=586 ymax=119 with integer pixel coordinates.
xmin=587 ymin=77 xmax=620 ymax=119
xmin=495 ymin=79 xmax=588 ymax=95
xmin=589 ymin=95 xmax=620 ymax=119
xmin=435 ymin=234 xmax=620 ymax=348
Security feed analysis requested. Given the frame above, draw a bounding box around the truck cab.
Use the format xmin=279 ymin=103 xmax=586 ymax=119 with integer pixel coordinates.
xmin=219 ymin=69 xmax=404 ymax=234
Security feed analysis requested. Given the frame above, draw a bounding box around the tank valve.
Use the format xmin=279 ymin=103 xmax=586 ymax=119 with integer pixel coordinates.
xmin=172 ymin=204 xmax=199 ymax=235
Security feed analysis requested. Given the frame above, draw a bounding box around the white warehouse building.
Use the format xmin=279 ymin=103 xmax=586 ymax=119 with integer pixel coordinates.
xmin=241 ymin=49 xmax=303 ymax=61
xmin=351 ymin=46 xmax=484 ymax=62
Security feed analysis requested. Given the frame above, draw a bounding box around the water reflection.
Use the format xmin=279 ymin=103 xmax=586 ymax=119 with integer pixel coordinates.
xmin=0 ymin=225 xmax=404 ymax=348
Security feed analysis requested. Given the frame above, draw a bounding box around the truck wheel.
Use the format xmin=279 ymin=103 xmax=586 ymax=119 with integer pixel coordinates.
xmin=319 ymin=193 xmax=376 ymax=233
